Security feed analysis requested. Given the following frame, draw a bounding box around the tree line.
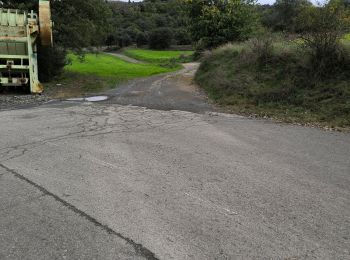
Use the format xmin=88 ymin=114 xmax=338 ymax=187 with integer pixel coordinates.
xmin=1 ymin=0 xmax=349 ymax=81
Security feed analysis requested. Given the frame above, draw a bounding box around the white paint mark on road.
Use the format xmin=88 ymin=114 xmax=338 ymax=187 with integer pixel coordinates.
xmin=66 ymin=96 xmax=108 ymax=102
xmin=66 ymin=98 xmax=85 ymax=102
xmin=85 ymin=96 xmax=108 ymax=102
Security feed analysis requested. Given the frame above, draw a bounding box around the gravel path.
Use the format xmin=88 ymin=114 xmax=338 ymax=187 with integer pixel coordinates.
xmin=0 ymin=94 xmax=50 ymax=110
xmin=105 ymin=52 xmax=145 ymax=64
xmin=105 ymin=63 xmax=213 ymax=113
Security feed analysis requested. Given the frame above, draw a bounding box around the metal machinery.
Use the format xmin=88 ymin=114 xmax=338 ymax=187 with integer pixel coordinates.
xmin=0 ymin=0 xmax=53 ymax=93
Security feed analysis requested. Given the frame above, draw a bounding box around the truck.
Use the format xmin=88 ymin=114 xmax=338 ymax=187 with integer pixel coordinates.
xmin=0 ymin=0 xmax=53 ymax=93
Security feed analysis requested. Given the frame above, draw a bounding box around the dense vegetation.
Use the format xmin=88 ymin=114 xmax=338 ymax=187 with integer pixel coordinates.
xmin=196 ymin=1 xmax=350 ymax=129
xmin=107 ymin=0 xmax=191 ymax=48
xmin=1 ymin=0 xmax=349 ymax=128
xmin=187 ymin=0 xmax=259 ymax=49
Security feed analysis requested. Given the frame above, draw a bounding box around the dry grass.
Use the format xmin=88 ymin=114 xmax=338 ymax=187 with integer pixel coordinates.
xmin=195 ymin=40 xmax=350 ymax=130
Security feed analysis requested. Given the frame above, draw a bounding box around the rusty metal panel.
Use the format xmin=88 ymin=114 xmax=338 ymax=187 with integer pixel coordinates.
xmin=39 ymin=0 xmax=53 ymax=47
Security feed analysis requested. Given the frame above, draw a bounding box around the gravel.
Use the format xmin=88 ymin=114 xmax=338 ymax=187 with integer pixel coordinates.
xmin=0 ymin=94 xmax=51 ymax=110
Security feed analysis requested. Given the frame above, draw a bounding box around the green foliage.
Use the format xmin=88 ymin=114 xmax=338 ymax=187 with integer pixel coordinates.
xmin=187 ymin=0 xmax=260 ymax=49
xmin=247 ymin=36 xmax=274 ymax=67
xmin=149 ymin=28 xmax=173 ymax=50
xmin=174 ymin=28 xmax=192 ymax=45
xmin=52 ymin=0 xmax=112 ymax=49
xmin=136 ymin=32 xmax=149 ymax=47
xmin=195 ymin=41 xmax=350 ymax=128
xmin=261 ymin=0 xmax=312 ymax=32
xmin=0 ymin=0 xmax=37 ymax=10
xmin=38 ymin=45 xmax=67 ymax=82
xmin=297 ymin=1 xmax=350 ymax=78
xmin=108 ymin=0 xmax=191 ymax=48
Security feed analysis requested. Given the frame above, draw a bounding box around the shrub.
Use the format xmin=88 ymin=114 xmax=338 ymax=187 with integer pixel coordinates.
xmin=297 ymin=1 xmax=350 ymax=78
xmin=116 ymin=33 xmax=132 ymax=48
xmin=136 ymin=32 xmax=149 ymax=48
xmin=38 ymin=45 xmax=67 ymax=82
xmin=195 ymin=41 xmax=350 ymax=128
xmin=248 ymin=36 xmax=274 ymax=67
xmin=149 ymin=27 xmax=172 ymax=50
xmin=174 ymin=29 xmax=192 ymax=45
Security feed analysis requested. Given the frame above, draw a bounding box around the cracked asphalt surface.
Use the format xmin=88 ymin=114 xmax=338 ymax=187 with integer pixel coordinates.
xmin=0 ymin=64 xmax=349 ymax=259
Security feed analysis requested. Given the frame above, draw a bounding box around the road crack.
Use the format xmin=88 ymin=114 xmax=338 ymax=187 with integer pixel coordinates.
xmin=0 ymin=163 xmax=159 ymax=260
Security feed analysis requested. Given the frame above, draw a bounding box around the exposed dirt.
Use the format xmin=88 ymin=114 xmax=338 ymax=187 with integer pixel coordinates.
xmin=106 ymin=52 xmax=145 ymax=64
xmin=0 ymin=63 xmax=212 ymax=113
xmin=104 ymin=63 xmax=214 ymax=113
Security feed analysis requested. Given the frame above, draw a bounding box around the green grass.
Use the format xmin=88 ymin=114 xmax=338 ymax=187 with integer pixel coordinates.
xmin=195 ymin=42 xmax=350 ymax=130
xmin=342 ymin=33 xmax=350 ymax=50
xmin=65 ymin=53 xmax=176 ymax=80
xmin=49 ymin=52 xmax=180 ymax=97
xmin=123 ymin=48 xmax=194 ymax=63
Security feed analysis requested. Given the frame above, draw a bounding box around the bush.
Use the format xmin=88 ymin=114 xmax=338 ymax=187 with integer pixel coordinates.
xmin=298 ymin=1 xmax=350 ymax=78
xmin=38 ymin=46 xmax=67 ymax=82
xmin=116 ymin=33 xmax=132 ymax=48
xmin=136 ymin=32 xmax=149 ymax=47
xmin=174 ymin=29 xmax=192 ymax=45
xmin=248 ymin=36 xmax=274 ymax=67
xmin=195 ymin=41 xmax=350 ymax=128
xmin=149 ymin=27 xmax=172 ymax=50
xmin=106 ymin=35 xmax=117 ymax=46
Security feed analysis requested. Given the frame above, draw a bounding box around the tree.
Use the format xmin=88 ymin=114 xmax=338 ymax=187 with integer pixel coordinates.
xmin=297 ymin=0 xmax=350 ymax=77
xmin=136 ymin=32 xmax=149 ymax=47
xmin=187 ymin=0 xmax=259 ymax=49
xmin=107 ymin=0 xmax=192 ymax=48
xmin=175 ymin=28 xmax=192 ymax=45
xmin=260 ymin=0 xmax=312 ymax=32
xmin=149 ymin=27 xmax=172 ymax=49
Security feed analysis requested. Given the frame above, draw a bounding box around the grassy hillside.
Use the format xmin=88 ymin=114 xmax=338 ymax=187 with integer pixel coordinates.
xmin=123 ymin=49 xmax=194 ymax=63
xmin=196 ymin=41 xmax=350 ymax=130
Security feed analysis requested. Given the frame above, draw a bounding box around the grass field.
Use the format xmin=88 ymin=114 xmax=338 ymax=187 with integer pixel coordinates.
xmin=342 ymin=33 xmax=350 ymax=49
xmin=48 ymin=52 xmax=180 ymax=98
xmin=123 ymin=49 xmax=194 ymax=63
xmin=65 ymin=53 xmax=176 ymax=79
xmin=344 ymin=33 xmax=350 ymax=41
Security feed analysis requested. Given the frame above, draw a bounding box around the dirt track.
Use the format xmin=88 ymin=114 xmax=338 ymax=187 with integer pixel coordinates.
xmin=105 ymin=63 xmax=213 ymax=113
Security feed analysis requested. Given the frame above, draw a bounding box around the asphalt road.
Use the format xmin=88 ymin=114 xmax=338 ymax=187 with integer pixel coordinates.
xmin=0 ymin=64 xmax=349 ymax=259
